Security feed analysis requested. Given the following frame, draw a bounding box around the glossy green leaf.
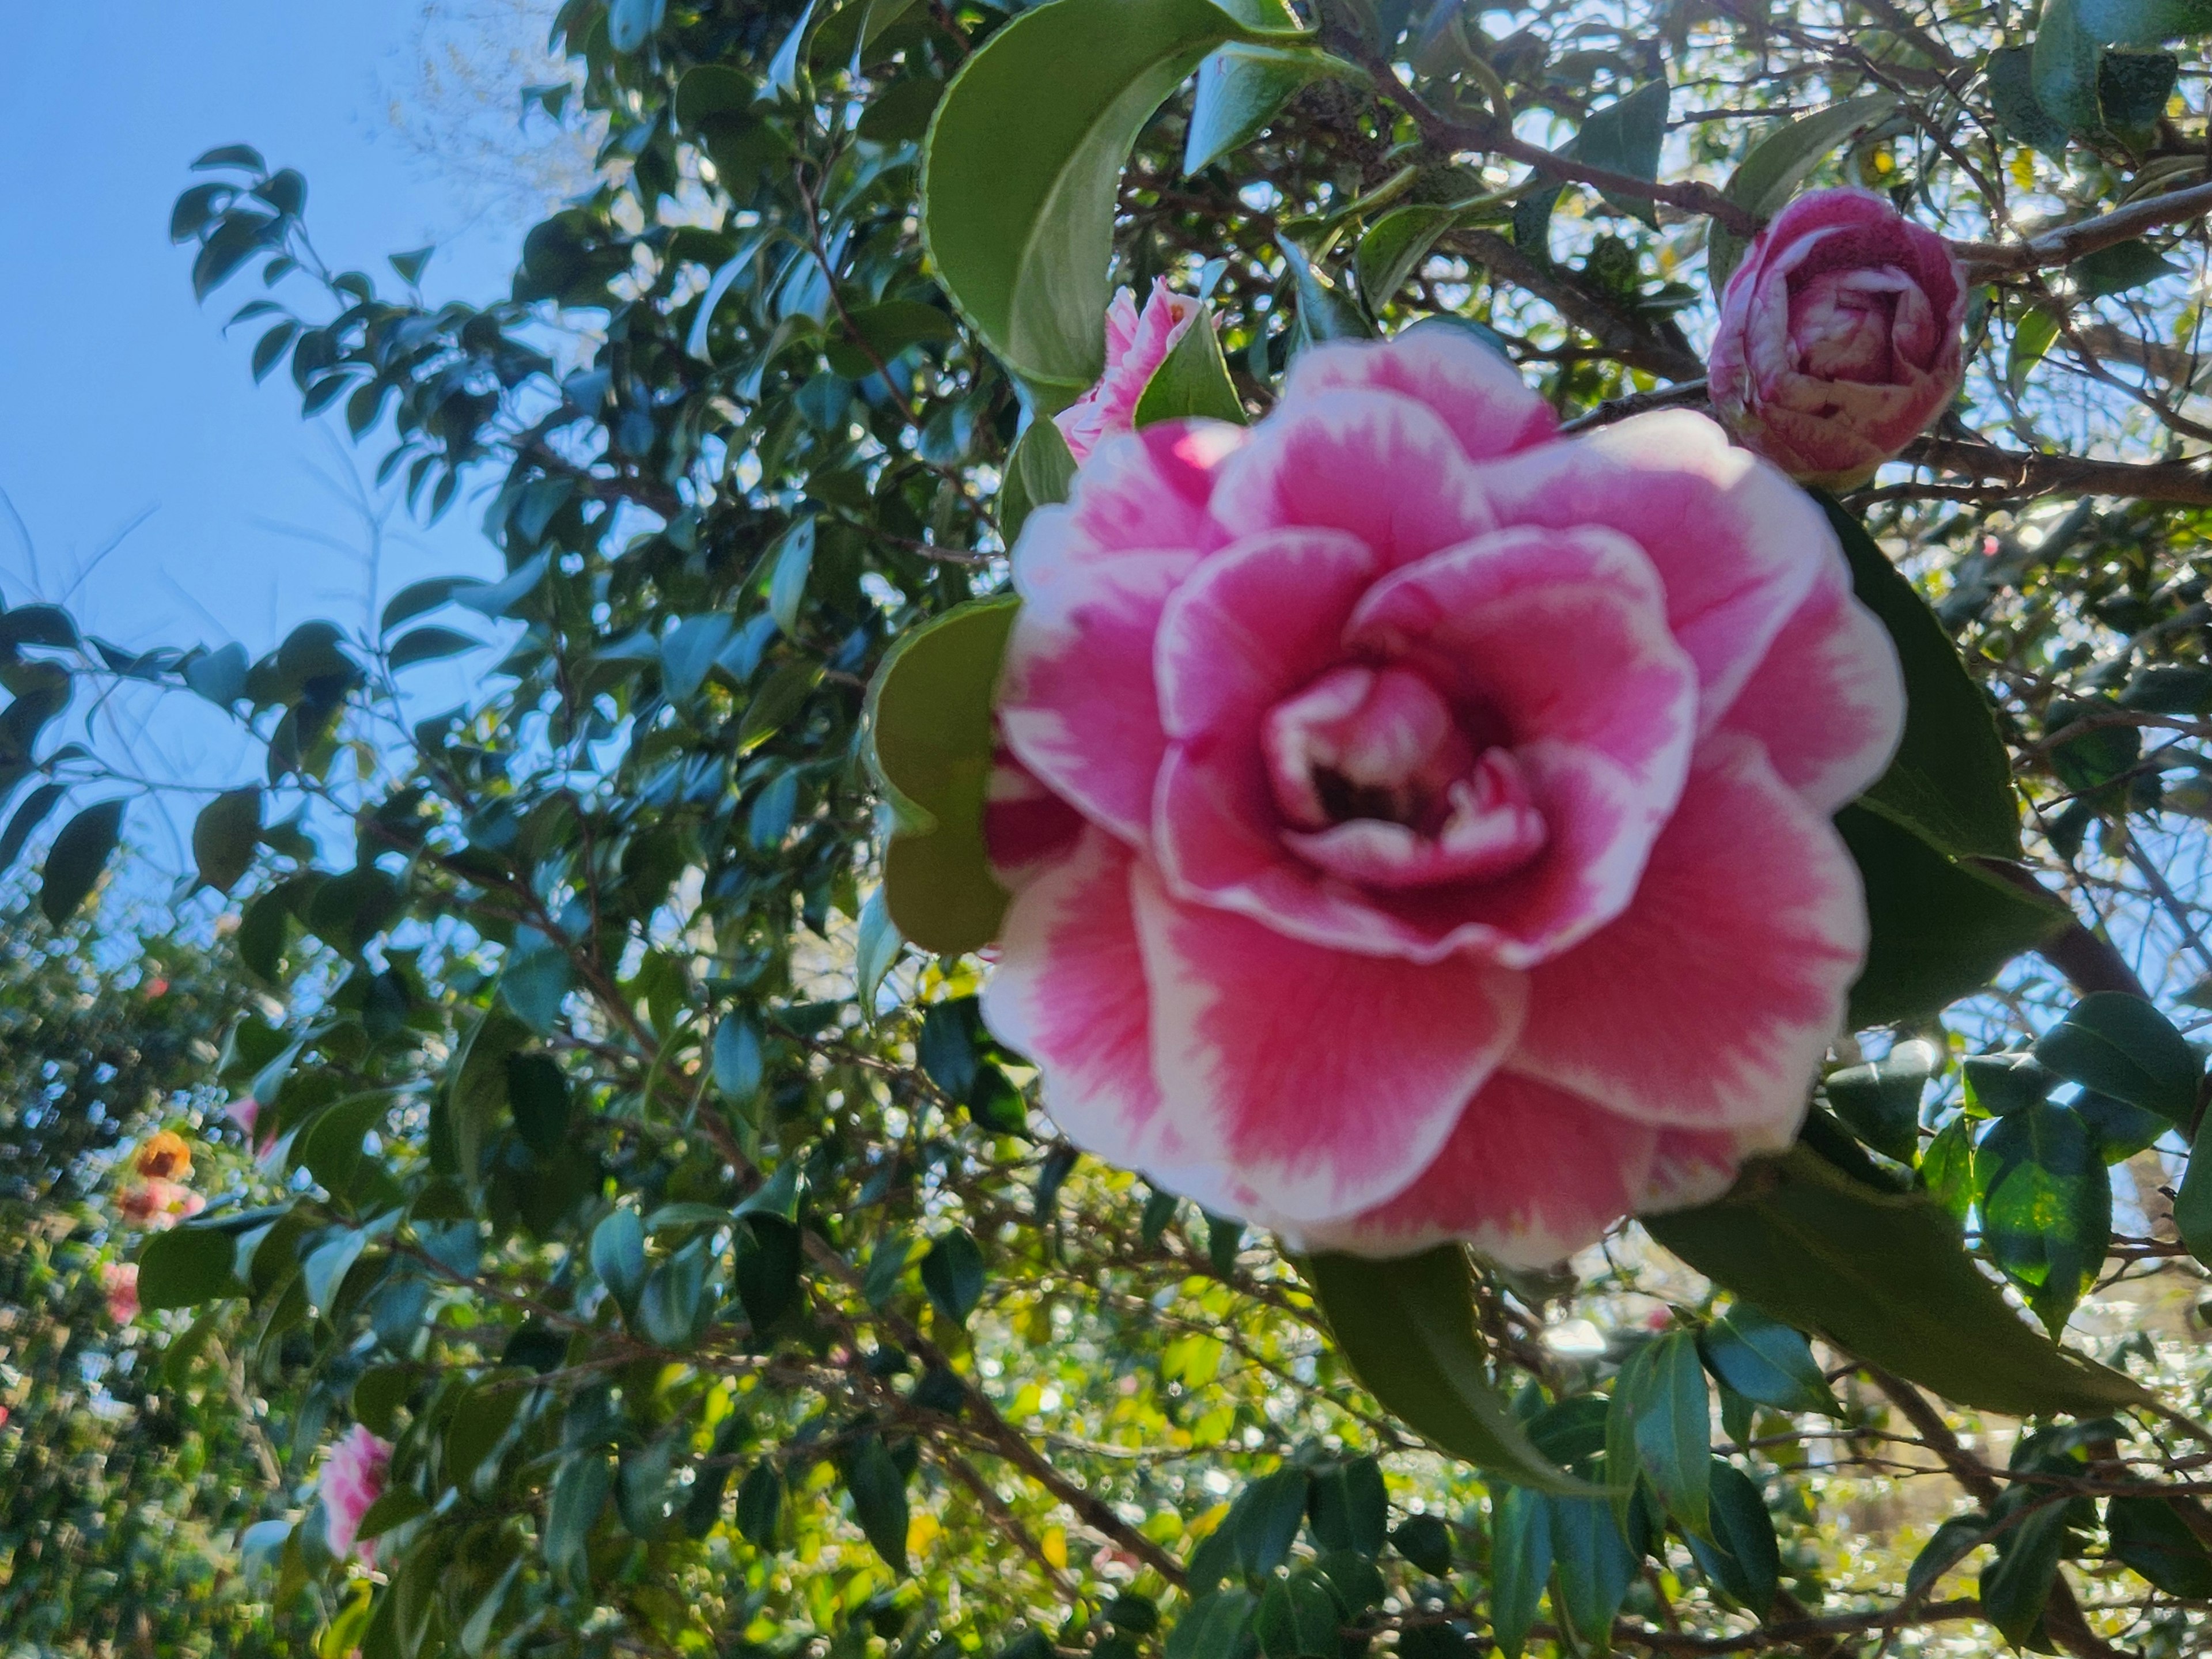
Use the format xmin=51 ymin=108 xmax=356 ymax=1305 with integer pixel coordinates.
xmin=1253 ymin=1571 xmax=1338 ymax=1659
xmin=857 ymin=886 xmax=905 ymax=1010
xmin=2072 ymin=238 xmax=2184 ymax=296
xmin=2033 ymin=0 xmax=2108 ymax=133
xmin=1389 ymin=1513 xmax=1451 ymax=1576
xmin=1623 ymin=1331 xmax=1711 ymax=1537
xmin=1487 ymin=1486 xmax=1551 ymax=1659
xmin=922 ymin=0 xmax=1297 ymax=391
xmin=1167 ymin=1589 xmax=1257 ymax=1659
xmin=1646 ymin=1145 xmax=2151 ymax=1416
xmin=713 ymin=1012 xmax=764 ymax=1104
xmin=843 ymin=1434 xmax=911 ymax=1573
xmin=2077 ymin=0 xmax=2212 ymax=38
xmin=1302 ymin=1248 xmax=1594 ymax=1494
xmin=1823 ymin=1041 xmax=1937 ymax=1164
xmin=921 ymin=1228 xmax=986 ymax=1324
xmin=0 ymin=782 xmax=65 ymax=877
xmin=138 ymin=1224 xmax=241 ymax=1310
xmin=387 ymin=626 xmax=482 ymax=669
xmin=2172 ymin=1114 xmax=2212 ymax=1266
xmin=2009 ymin=304 xmax=2062 ymax=398
xmin=736 ymin=1462 xmax=784 ymax=1546
xmin=507 ymin=1054 xmax=572 ymax=1157
xmin=1132 ymin=303 xmax=1246 ymax=427
xmin=1698 ymin=1304 xmax=1842 ymax=1416
xmin=1278 ymin=236 xmax=1373 ymax=349
xmin=661 ymin=613 xmax=737 ymax=702
xmin=1546 ymin=1494 xmax=1638 ymax=1646
xmin=546 ymin=1453 xmax=612 ymax=1575
xmin=1979 ymin=1490 xmax=2070 ymax=1646
xmin=1975 ymin=1100 xmax=2111 ymax=1334
xmin=1356 ymin=204 xmax=1461 ymax=311
xmin=1823 ymin=499 xmax=2020 ymax=861
xmin=1987 ymin=45 xmax=2072 ymax=162
xmin=1183 ymin=43 xmax=1354 ymax=175
xmin=1963 ymin=1050 xmax=2058 ymax=1116
xmin=2107 ymin=1495 xmax=2212 ymax=1597
xmin=1685 ymin=1462 xmax=1781 ymax=1613
xmin=40 ymin=798 xmax=125 ymax=926
xmin=1707 ymin=93 xmax=1899 ymax=291
xmin=500 ymin=927 xmax=573 ymax=1036
xmin=2036 ymin=992 xmax=2203 ymax=1123
xmin=864 ymin=596 xmax=1020 ymax=953
xmin=1308 ymin=1456 xmax=1387 ymax=1557
xmin=1001 ymin=413 xmax=1077 ymax=544
xmin=1573 ymin=78 xmax=1670 ymax=229
xmin=592 ymin=1208 xmax=648 ymax=1310
xmin=608 ymin=0 xmax=666 ymax=52
xmin=302 ymin=1228 xmax=368 ymax=1315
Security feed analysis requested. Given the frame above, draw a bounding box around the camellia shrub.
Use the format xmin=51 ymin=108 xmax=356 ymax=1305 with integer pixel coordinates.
xmin=14 ymin=0 xmax=2212 ymax=1654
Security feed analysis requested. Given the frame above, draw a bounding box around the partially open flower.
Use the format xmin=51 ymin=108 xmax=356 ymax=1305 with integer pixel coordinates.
xmin=983 ymin=329 xmax=1903 ymax=1264
xmin=1708 ymin=187 xmax=1965 ymax=489
xmin=133 ymin=1130 xmax=193 ymax=1182
xmin=1052 ymin=279 xmax=1202 ymax=465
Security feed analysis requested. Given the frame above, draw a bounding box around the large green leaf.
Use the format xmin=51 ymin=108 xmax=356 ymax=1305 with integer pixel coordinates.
xmin=138 ymin=1224 xmax=242 ymax=1310
xmin=2076 ymin=0 xmax=2212 ymax=41
xmin=1486 ymin=1486 xmax=1551 ymax=1659
xmin=191 ymin=786 xmax=262 ymax=895
xmin=40 ymin=798 xmax=126 ymax=926
xmin=2034 ymin=0 xmax=2108 ymax=132
xmin=1302 ymin=1248 xmax=1596 ymax=1494
xmin=2035 ymin=992 xmax=2205 ymax=1123
xmin=921 ymin=0 xmax=1299 ymax=393
xmin=1838 ymin=803 xmax=2066 ymax=1027
xmin=1706 ymin=94 xmax=1898 ymax=293
xmin=864 ymin=596 xmax=1020 ymax=954
xmin=1975 ymin=1100 xmax=2112 ymax=1334
xmin=1183 ymin=43 xmax=1354 ymax=175
xmin=1823 ymin=500 xmax=2020 ymax=861
xmin=1645 ymin=1146 xmax=2151 ymax=1416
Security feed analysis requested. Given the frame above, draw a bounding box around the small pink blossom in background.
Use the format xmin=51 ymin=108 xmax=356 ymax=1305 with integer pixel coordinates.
xmin=103 ymin=1263 xmax=139 ymax=1325
xmin=983 ymin=328 xmax=1904 ymax=1265
xmin=1708 ymin=187 xmax=1965 ymax=489
xmin=321 ymin=1425 xmax=393 ymax=1563
xmin=1051 ymin=279 xmax=1202 ymax=464
xmin=226 ymin=1095 xmax=283 ymax=1163
xmin=116 ymin=1178 xmax=205 ymax=1230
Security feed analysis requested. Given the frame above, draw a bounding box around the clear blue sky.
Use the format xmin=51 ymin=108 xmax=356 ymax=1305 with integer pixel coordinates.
xmin=2 ymin=2 xmax=526 ymax=656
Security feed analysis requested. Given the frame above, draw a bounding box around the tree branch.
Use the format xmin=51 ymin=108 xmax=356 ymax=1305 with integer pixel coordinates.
xmin=1875 ymin=437 xmax=2212 ymax=507
xmin=1955 ymin=179 xmax=2212 ymax=278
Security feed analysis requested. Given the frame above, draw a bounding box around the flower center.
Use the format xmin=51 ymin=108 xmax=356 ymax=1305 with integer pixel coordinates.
xmin=1261 ymin=665 xmax=1547 ymax=890
xmin=1789 ymin=267 xmax=1909 ymax=383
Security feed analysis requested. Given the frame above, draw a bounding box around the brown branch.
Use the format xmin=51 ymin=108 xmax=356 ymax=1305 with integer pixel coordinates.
xmin=1976 ymin=861 xmax=2152 ymax=1001
xmin=1880 ymin=437 xmax=2212 ymax=507
xmin=1955 ymin=179 xmax=2212 ymax=278
xmin=1559 ymin=377 xmax=1710 ymax=433
xmin=1608 ymin=1599 xmax=1983 ymax=1654
xmin=1449 ymin=229 xmax=1705 ymax=381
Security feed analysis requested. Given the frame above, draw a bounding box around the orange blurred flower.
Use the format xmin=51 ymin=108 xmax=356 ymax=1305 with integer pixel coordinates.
xmin=133 ymin=1130 xmax=193 ymax=1182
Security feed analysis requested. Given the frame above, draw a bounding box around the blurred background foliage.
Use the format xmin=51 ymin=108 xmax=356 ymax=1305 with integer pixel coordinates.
xmin=10 ymin=0 xmax=2212 ymax=1656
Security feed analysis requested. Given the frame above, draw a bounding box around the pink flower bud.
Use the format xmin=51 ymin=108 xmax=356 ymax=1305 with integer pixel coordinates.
xmin=1708 ymin=187 xmax=1964 ymax=489
xmin=103 ymin=1263 xmax=140 ymax=1325
xmin=1051 ymin=279 xmax=1202 ymax=464
xmin=321 ymin=1425 xmax=394 ymax=1563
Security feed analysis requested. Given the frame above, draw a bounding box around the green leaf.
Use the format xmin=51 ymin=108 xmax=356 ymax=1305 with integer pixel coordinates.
xmin=448 ymin=1008 xmax=528 ymax=1187
xmin=864 ymin=596 xmax=1020 ymax=954
xmin=1279 ymin=236 xmax=1374 ymax=349
xmin=1988 ymin=45 xmax=2073 ymax=162
xmin=1167 ymin=1590 xmax=1256 ymax=1659
xmin=608 ymin=0 xmax=667 ymax=52
xmin=1823 ymin=499 xmax=2020 ymax=861
xmin=387 ymin=626 xmax=482 ymax=669
xmin=356 ymin=1487 xmax=429 ymax=1546
xmin=1390 ymin=1513 xmax=1452 ymax=1576
xmin=1570 ymin=78 xmax=1671 ymax=228
xmin=922 ymin=0 xmax=1297 ymax=391
xmin=1645 ymin=1145 xmax=2150 ymax=1416
xmin=507 ymin=1052 xmax=573 ymax=1157
xmin=1487 ymin=1486 xmax=1551 ymax=1659
xmin=0 ymin=782 xmax=66 ymax=876
xmin=2072 ymin=237 xmax=2183 ymax=296
xmin=999 ymin=413 xmax=1078 ymax=544
xmin=824 ymin=300 xmax=957 ymax=380
xmin=1963 ymin=1051 xmax=2058 ymax=1116
xmin=2074 ymin=1090 xmax=2170 ymax=1161
xmin=1253 ymin=1571 xmax=1338 ymax=1659
xmin=1698 ymin=1304 xmax=1842 ymax=1417
xmin=1132 ymin=303 xmax=1247 ymax=427
xmin=2009 ymin=304 xmax=2062 ymax=399
xmin=1308 ymin=1456 xmax=1387 ymax=1557
xmin=2036 ymin=993 xmax=2203 ymax=1123
xmin=842 ymin=1434 xmax=911 ymax=1573
xmin=766 ymin=521 xmax=817 ymax=639
xmin=138 ymin=1224 xmax=241 ymax=1310
xmin=592 ymin=1209 xmax=648 ymax=1310
xmin=1302 ymin=1248 xmax=1596 ymax=1494
xmin=297 ymin=1092 xmax=393 ymax=1195
xmin=2099 ymin=48 xmax=2178 ymax=141
xmin=1707 ymin=93 xmax=1898 ymax=292
xmin=2033 ymin=0 xmax=2108 ymax=133
xmin=1975 ymin=1100 xmax=2112 ymax=1334
xmin=857 ymin=887 xmax=906 ymax=1010
xmin=736 ymin=1462 xmax=784 ymax=1546
xmin=713 ymin=1012 xmax=765 ymax=1104
xmin=381 ymin=577 xmax=471 ymax=634
xmin=500 ymin=929 xmax=573 ymax=1035
xmin=188 ymin=786 xmax=260 ymax=896
xmin=303 ymin=1228 xmax=368 ymax=1315
xmin=2077 ymin=0 xmax=2212 ymax=39
xmin=1838 ymin=802 xmax=2066 ymax=1027
xmin=546 ymin=1453 xmax=612 ymax=1575
xmin=1980 ymin=1493 xmax=2070 ymax=1646
xmin=921 ymin=1228 xmax=986 ymax=1324
xmin=1823 ymin=1040 xmax=1938 ymax=1164
xmin=661 ymin=613 xmax=737 ymax=704
xmin=1622 ymin=1331 xmax=1712 ymax=1536
xmin=2172 ymin=1114 xmax=2212 ymax=1266
xmin=1685 ymin=1462 xmax=1781 ymax=1613
xmin=1546 ymin=1494 xmax=1638 ymax=1646
xmin=1356 ymin=204 xmax=1463 ymax=312
xmin=40 ymin=798 xmax=125 ymax=926
xmin=2107 ymin=1495 xmax=2212 ymax=1597
xmin=1183 ymin=43 xmax=1354 ymax=175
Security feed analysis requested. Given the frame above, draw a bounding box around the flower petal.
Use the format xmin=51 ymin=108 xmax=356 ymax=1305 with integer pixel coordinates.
xmin=1509 ymin=736 xmax=1865 ymax=1131
xmin=1208 ymin=387 xmax=1496 ymax=567
xmin=981 ymin=828 xmax=1191 ymax=1177
xmin=1635 ymin=1123 xmax=1791 ymax=1216
xmin=1475 ymin=411 xmax=1830 ymax=729
xmin=1131 ymin=861 xmax=1528 ymax=1223
xmin=1280 ymin=328 xmax=1558 ymax=463
xmin=1715 ymin=555 xmax=1904 ymax=812
xmin=1295 ymin=1074 xmax=1656 ymax=1266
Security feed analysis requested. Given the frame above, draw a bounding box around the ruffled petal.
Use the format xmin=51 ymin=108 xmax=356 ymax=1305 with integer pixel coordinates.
xmin=1207 ymin=388 xmax=1497 ymax=568
xmin=1715 ymin=555 xmax=1904 ymax=813
xmin=1473 ymin=411 xmax=1830 ymax=729
xmin=1295 ymin=1074 xmax=1656 ymax=1266
xmin=1509 ymin=736 xmax=1865 ymax=1131
xmin=1131 ymin=862 xmax=1527 ymax=1224
xmin=1279 ymin=328 xmax=1558 ymax=464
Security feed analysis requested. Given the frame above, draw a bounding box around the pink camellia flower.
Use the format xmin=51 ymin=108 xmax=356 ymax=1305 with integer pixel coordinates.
xmin=225 ymin=1095 xmax=283 ymax=1164
xmin=1052 ymin=279 xmax=1202 ymax=465
xmin=321 ymin=1425 xmax=393 ymax=1563
xmin=1707 ymin=187 xmax=1965 ymax=490
xmin=116 ymin=1178 xmax=206 ymax=1230
xmin=979 ymin=329 xmax=1906 ymax=1264
xmin=103 ymin=1263 xmax=140 ymax=1325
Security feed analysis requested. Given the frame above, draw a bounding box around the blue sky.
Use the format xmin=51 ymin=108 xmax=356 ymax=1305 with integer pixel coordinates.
xmin=2 ymin=2 xmax=531 ymax=656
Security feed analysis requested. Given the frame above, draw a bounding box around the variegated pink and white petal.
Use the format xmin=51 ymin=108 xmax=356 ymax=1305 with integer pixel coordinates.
xmin=999 ymin=545 xmax=1198 ymax=847
xmin=1472 ymin=411 xmax=1831 ymax=730
xmin=1279 ymin=329 xmax=1558 ymax=464
xmin=1346 ymin=524 xmax=1700 ymax=800
xmin=1130 ymin=862 xmax=1528 ymax=1224
xmin=1048 ymin=419 xmax=1245 ymax=561
xmin=1714 ymin=554 xmax=1904 ymax=813
xmin=980 ymin=829 xmax=1192 ymax=1177
xmin=1634 ymin=1120 xmax=1797 ymax=1217
xmin=1509 ymin=737 xmax=1865 ymax=1131
xmin=1295 ymin=1074 xmax=1656 ymax=1267
xmin=1207 ymin=388 xmax=1497 ymax=569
